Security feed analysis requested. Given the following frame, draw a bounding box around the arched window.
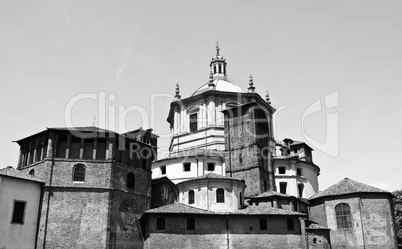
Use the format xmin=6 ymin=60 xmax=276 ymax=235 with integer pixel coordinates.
xmin=188 ymin=190 xmax=194 ymax=204
xmin=335 ymin=203 xmax=352 ymax=229
xmin=127 ymin=172 xmax=135 ymax=189
xmin=216 ymin=188 xmax=225 ymax=203
xmin=29 ymin=169 xmax=35 ymax=176
xmin=73 ymin=164 xmax=86 ymax=182
xmin=298 ymin=184 xmax=304 ymax=198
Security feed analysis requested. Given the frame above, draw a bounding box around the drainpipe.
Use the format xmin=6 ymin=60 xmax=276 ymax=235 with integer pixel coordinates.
xmin=225 ymin=113 xmax=232 ymax=177
xmin=43 ymin=138 xmax=55 ymax=248
xmin=226 ymin=215 xmax=230 ymax=249
xmin=358 ymin=195 xmax=366 ymax=249
xmin=34 ymin=182 xmax=44 ymax=249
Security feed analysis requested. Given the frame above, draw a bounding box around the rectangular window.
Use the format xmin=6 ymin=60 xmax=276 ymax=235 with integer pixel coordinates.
xmin=279 ymin=182 xmax=287 ymax=194
xmin=160 ymin=166 xmax=166 ymax=175
xmin=156 ymin=218 xmax=166 ymax=230
xmin=287 ymin=219 xmax=295 ymax=230
xmin=183 ymin=163 xmax=191 ymax=172
xmin=207 ymin=163 xmax=215 ymax=171
xmin=259 ymin=219 xmax=267 ymax=230
xmin=278 ymin=167 xmax=286 ymax=174
xmin=297 ymin=168 xmax=302 ymax=176
xmin=189 ymin=113 xmax=198 ymax=133
xmin=186 ymin=218 xmax=195 ymax=230
xmin=11 ymin=201 xmax=26 ymax=224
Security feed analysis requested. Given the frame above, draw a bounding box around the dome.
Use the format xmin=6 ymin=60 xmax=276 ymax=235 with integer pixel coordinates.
xmin=191 ymin=79 xmax=244 ymax=96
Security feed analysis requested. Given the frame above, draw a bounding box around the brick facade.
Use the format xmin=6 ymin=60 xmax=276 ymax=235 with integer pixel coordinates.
xmin=143 ymin=214 xmax=304 ymax=249
xmin=16 ymin=127 xmax=155 ymax=249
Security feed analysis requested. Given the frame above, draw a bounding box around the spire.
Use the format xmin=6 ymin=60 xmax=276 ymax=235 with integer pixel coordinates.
xmin=247 ymin=74 xmax=255 ymax=93
xmin=265 ymin=90 xmax=271 ymax=105
xmin=210 ymin=42 xmax=227 ymax=80
xmin=174 ymin=83 xmax=181 ymax=100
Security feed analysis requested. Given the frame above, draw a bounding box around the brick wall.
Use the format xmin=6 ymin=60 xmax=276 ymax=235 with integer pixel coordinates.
xmin=310 ymin=194 xmax=398 ymax=249
xmin=144 ymin=214 xmax=304 ymax=249
xmin=36 ymin=190 xmax=110 ymax=248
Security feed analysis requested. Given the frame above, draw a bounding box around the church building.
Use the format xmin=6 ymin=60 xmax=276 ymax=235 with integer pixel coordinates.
xmin=2 ymin=45 xmax=398 ymax=249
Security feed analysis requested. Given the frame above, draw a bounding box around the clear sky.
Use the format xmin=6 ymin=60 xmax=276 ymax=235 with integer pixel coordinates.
xmin=1 ymin=1 xmax=401 ymax=191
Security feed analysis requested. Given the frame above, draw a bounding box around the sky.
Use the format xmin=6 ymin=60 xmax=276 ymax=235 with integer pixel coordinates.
xmin=1 ymin=1 xmax=401 ymax=191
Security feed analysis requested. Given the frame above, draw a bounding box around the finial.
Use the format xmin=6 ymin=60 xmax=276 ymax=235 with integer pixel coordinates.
xmin=215 ymin=41 xmax=220 ymax=56
xmin=247 ymin=74 xmax=255 ymax=93
xmin=174 ymin=83 xmax=181 ymax=100
xmin=265 ymin=90 xmax=271 ymax=104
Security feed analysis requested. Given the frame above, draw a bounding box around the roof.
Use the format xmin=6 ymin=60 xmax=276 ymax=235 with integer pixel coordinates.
xmin=15 ymin=126 xmax=156 ymax=147
xmin=47 ymin=126 xmax=114 ymax=133
xmin=145 ymin=202 xmax=305 ymax=216
xmin=251 ymin=190 xmax=291 ymax=198
xmin=176 ymin=173 xmax=244 ymax=186
xmin=309 ymin=178 xmax=390 ymax=200
xmin=15 ymin=126 xmax=117 ymax=143
xmin=306 ymin=223 xmax=330 ymax=230
xmin=192 ymin=79 xmax=244 ymax=96
xmin=0 ymin=167 xmax=44 ymax=183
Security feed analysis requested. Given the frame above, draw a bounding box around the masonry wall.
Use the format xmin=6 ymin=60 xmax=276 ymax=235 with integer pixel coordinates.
xmin=306 ymin=229 xmax=331 ymax=249
xmin=144 ymin=214 xmax=304 ymax=249
xmin=36 ymin=189 xmax=110 ymax=248
xmin=310 ymin=195 xmax=398 ymax=249
xmin=109 ymin=163 xmax=151 ymax=249
xmin=224 ymin=106 xmax=274 ymax=197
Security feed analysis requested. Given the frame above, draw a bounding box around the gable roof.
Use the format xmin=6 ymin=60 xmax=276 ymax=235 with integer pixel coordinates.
xmin=145 ymin=202 xmax=305 ymax=216
xmin=0 ymin=167 xmax=44 ymax=183
xmin=309 ymin=178 xmax=390 ymax=200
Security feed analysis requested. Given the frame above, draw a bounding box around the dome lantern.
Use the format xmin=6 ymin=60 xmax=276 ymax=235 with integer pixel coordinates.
xmin=209 ymin=42 xmax=227 ymax=80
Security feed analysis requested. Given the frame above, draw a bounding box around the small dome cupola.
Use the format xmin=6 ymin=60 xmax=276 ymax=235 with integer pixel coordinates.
xmin=210 ymin=42 xmax=227 ymax=80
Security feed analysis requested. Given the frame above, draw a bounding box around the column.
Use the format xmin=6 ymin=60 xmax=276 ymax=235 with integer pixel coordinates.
xmin=66 ymin=135 xmax=71 ymax=159
xmin=17 ymin=147 xmax=23 ymax=169
xmin=40 ymin=138 xmax=45 ymax=160
xmin=174 ymin=111 xmax=179 ymax=135
xmin=208 ymin=101 xmax=216 ymax=126
xmin=79 ymin=139 xmax=84 ymax=159
xmin=93 ymin=138 xmax=98 ymax=160
xmin=106 ymin=137 xmax=114 ymax=160
xmin=47 ymin=133 xmax=55 ymax=158
xmin=32 ymin=141 xmax=37 ymax=163
xmin=28 ymin=143 xmax=33 ymax=164
xmin=199 ymin=104 xmax=204 ymax=128
xmin=180 ymin=109 xmax=185 ymax=134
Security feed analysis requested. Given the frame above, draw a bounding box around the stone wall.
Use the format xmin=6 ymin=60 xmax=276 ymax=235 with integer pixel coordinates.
xmin=309 ymin=194 xmax=398 ymax=249
xmin=144 ymin=214 xmax=304 ymax=249
xmin=36 ymin=189 xmax=110 ymax=248
xmin=224 ymin=105 xmax=275 ymax=197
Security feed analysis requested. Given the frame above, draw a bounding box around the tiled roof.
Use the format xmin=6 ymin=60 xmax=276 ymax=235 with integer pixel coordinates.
xmin=306 ymin=223 xmax=330 ymax=230
xmin=0 ymin=167 xmax=44 ymax=183
xmin=177 ymin=173 xmax=244 ymax=185
xmin=146 ymin=202 xmax=305 ymax=216
xmin=309 ymin=178 xmax=389 ymax=200
xmin=146 ymin=202 xmax=215 ymax=215
xmin=252 ymin=190 xmax=291 ymax=198
xmin=48 ymin=126 xmax=115 ymax=133
xmin=196 ymin=173 xmax=230 ymax=179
